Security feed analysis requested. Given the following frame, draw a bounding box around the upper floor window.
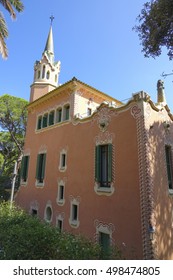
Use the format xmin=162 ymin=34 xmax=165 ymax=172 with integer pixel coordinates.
xmin=37 ymin=116 xmax=42 ymax=130
xmin=165 ymin=145 xmax=173 ymax=192
xmin=49 ymin=111 xmax=55 ymax=126
xmin=95 ymin=144 xmax=112 ymax=188
xmin=36 ymin=153 xmax=46 ymax=184
xmin=56 ymin=108 xmax=62 ymax=123
xmin=42 ymin=113 xmax=48 ymax=128
xmin=63 ymin=105 xmax=70 ymax=121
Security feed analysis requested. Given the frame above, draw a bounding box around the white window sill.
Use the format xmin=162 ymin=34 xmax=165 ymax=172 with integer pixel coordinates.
xmin=94 ymin=182 xmax=115 ymax=196
xmin=35 ymin=181 xmax=44 ymax=187
xmin=168 ymin=189 xmax=173 ymax=195
xmin=69 ymin=219 xmax=80 ymax=228
xmin=20 ymin=180 xmax=28 ymax=186
xmin=57 ymin=199 xmax=65 ymax=206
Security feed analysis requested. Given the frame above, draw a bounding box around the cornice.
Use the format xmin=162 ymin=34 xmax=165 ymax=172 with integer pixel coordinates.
xmin=28 ymin=77 xmax=124 ymax=110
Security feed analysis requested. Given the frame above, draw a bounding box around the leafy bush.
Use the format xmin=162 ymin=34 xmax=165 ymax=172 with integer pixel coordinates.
xmin=0 ymin=202 xmax=123 ymax=260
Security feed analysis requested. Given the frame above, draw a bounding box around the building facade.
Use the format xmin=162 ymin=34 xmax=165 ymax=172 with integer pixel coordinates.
xmin=15 ymin=25 xmax=173 ymax=260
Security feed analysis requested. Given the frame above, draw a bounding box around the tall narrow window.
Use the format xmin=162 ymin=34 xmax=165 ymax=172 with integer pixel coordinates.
xmin=42 ymin=113 xmax=48 ymax=128
xmin=42 ymin=65 xmax=46 ymax=79
xmin=69 ymin=198 xmax=80 ymax=227
xmin=37 ymin=116 xmax=42 ymax=130
xmin=99 ymin=232 xmax=110 ymax=253
xmin=95 ymin=144 xmax=112 ymax=188
xmin=64 ymin=105 xmax=70 ymax=121
xmin=46 ymin=71 xmax=50 ymax=79
xmin=165 ymin=145 xmax=173 ymax=190
xmin=21 ymin=155 xmax=30 ymax=182
xmin=36 ymin=153 xmax=46 ymax=184
xmin=37 ymin=70 xmax=41 ymax=79
xmin=87 ymin=108 xmax=92 ymax=116
xmin=72 ymin=204 xmax=78 ymax=222
xmin=49 ymin=111 xmax=55 ymax=126
xmin=57 ymin=219 xmax=63 ymax=232
xmin=56 ymin=108 xmax=62 ymax=123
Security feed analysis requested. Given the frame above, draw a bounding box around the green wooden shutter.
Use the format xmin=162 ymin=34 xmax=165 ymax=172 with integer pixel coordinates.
xmin=24 ymin=156 xmax=29 ymax=180
xmin=95 ymin=145 xmax=101 ymax=182
xmin=20 ymin=156 xmax=25 ymax=179
xmin=20 ymin=156 xmax=29 ymax=181
xmin=41 ymin=153 xmax=46 ymax=180
xmin=36 ymin=154 xmax=40 ymax=179
xmin=108 ymin=144 xmax=112 ymax=182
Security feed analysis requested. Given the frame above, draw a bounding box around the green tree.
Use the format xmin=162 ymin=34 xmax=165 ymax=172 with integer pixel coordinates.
xmin=134 ymin=0 xmax=173 ymax=59
xmin=0 ymin=0 xmax=24 ymax=58
xmin=0 ymin=94 xmax=28 ymax=197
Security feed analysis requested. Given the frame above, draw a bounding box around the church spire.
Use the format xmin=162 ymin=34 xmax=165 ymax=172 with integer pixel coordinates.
xmin=43 ymin=16 xmax=55 ymax=64
xmin=30 ymin=16 xmax=61 ymax=102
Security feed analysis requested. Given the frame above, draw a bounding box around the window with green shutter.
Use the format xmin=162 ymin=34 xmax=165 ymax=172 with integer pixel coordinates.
xmin=21 ymin=155 xmax=30 ymax=182
xmin=37 ymin=116 xmax=42 ymax=130
xmin=56 ymin=108 xmax=62 ymax=123
xmin=42 ymin=114 xmax=48 ymax=128
xmin=49 ymin=111 xmax=55 ymax=126
xmin=165 ymin=145 xmax=173 ymax=190
xmin=99 ymin=232 xmax=110 ymax=253
xmin=95 ymin=144 xmax=112 ymax=187
xmin=64 ymin=105 xmax=70 ymax=121
xmin=36 ymin=153 xmax=46 ymax=184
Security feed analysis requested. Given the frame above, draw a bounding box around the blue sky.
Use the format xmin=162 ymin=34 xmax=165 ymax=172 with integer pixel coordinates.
xmin=1 ymin=0 xmax=173 ymax=111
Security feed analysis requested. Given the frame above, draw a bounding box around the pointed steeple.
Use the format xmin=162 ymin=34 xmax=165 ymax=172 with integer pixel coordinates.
xmin=30 ymin=17 xmax=61 ymax=102
xmin=43 ymin=25 xmax=54 ymax=64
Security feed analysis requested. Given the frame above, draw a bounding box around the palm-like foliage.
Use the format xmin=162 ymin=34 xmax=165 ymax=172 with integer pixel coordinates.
xmin=0 ymin=0 xmax=24 ymax=58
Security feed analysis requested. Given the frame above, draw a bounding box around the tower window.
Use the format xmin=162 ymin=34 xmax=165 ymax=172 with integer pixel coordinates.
xmin=38 ymin=70 xmax=41 ymax=79
xmin=42 ymin=65 xmax=46 ymax=79
xmin=46 ymin=71 xmax=50 ymax=79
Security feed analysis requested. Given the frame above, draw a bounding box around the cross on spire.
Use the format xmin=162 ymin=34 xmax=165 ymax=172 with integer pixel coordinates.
xmin=50 ymin=15 xmax=54 ymax=25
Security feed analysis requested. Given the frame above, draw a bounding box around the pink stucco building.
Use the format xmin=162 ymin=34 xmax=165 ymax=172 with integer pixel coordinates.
xmin=16 ymin=25 xmax=173 ymax=259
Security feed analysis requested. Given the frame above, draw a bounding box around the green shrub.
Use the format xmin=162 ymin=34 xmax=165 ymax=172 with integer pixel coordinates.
xmin=0 ymin=202 xmax=123 ymax=260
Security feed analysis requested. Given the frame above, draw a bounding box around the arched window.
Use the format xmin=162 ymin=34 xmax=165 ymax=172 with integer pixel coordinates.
xmin=38 ymin=70 xmax=41 ymax=79
xmin=46 ymin=71 xmax=50 ymax=79
xmin=55 ymin=74 xmax=57 ymax=83
xmin=63 ymin=104 xmax=70 ymax=121
xmin=42 ymin=65 xmax=46 ymax=79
